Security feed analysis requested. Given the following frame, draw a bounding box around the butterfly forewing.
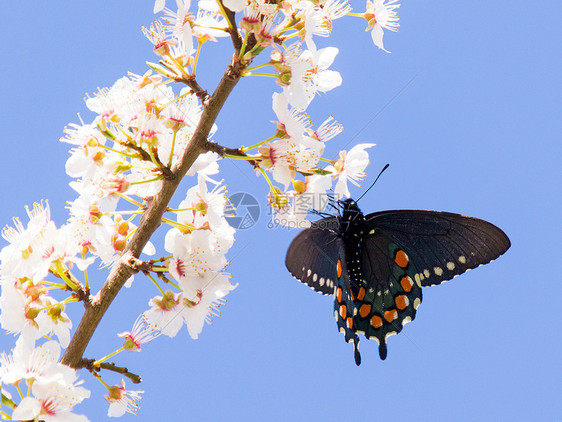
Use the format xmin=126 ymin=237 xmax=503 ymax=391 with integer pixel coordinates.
xmin=365 ymin=210 xmax=511 ymax=287
xmin=286 ymin=220 xmax=362 ymax=363
xmin=285 ymin=217 xmax=343 ymax=295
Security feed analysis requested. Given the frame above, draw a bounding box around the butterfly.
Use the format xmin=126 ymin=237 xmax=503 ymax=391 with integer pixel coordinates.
xmin=285 ymin=198 xmax=511 ymax=365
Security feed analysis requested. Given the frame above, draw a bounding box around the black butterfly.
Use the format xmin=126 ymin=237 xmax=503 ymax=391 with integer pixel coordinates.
xmin=285 ymin=198 xmax=511 ymax=365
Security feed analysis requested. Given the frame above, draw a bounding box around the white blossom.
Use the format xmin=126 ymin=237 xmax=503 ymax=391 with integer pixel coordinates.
xmin=105 ymin=380 xmax=143 ymax=417
xmin=1 ymin=339 xmax=90 ymax=422
xmin=365 ymin=0 xmax=400 ymax=52
xmin=283 ymin=47 xmax=342 ymax=109
xmin=328 ymin=143 xmax=375 ymax=197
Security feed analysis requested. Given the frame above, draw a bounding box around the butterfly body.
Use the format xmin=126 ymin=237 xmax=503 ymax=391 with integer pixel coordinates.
xmin=285 ymin=199 xmax=510 ymax=365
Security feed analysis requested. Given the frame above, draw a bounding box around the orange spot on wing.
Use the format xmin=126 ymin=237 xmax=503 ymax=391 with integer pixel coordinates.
xmin=337 ymin=287 xmax=343 ymax=303
xmin=359 ymin=303 xmax=372 ymax=318
xmin=340 ymin=304 xmax=347 ymax=319
xmin=336 ymin=259 xmax=343 ymax=278
xmin=400 ymin=275 xmax=413 ymax=292
xmin=357 ymin=287 xmax=366 ymax=301
xmin=346 ymin=317 xmax=353 ymax=330
xmin=394 ymin=250 xmax=409 ymax=268
xmin=384 ymin=310 xmax=398 ymax=322
xmin=395 ymin=295 xmax=408 ymax=310
xmin=371 ymin=315 xmax=383 ymax=328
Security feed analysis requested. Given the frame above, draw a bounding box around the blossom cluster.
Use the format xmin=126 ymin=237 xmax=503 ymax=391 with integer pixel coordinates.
xmin=0 ymin=337 xmax=91 ymax=421
xmin=0 ymin=0 xmax=402 ymax=419
xmin=147 ymin=0 xmax=400 ymax=226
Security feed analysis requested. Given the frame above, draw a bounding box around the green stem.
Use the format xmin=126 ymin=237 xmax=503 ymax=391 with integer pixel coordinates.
xmin=93 ymin=347 xmax=126 ymax=366
xmin=243 ymin=72 xmax=277 ymax=78
xmin=147 ymin=147 xmax=162 ymax=170
xmin=83 ymin=260 xmax=89 ymax=290
xmin=281 ymin=32 xmax=299 ymax=41
xmin=242 ymin=135 xmax=275 ymax=152
xmin=161 ymin=217 xmax=198 ymax=233
xmin=239 ymin=32 xmax=250 ymax=58
xmin=167 ymin=207 xmax=196 ymax=212
xmin=170 ymin=54 xmax=192 ymax=80
xmin=193 ymin=43 xmax=202 ymax=74
xmin=100 ymin=143 xmax=139 ymax=160
xmin=42 ymin=281 xmax=66 ymax=289
xmin=223 ymin=153 xmax=258 ymax=160
xmin=102 ymin=210 xmax=145 ymax=216
xmin=0 ymin=410 xmax=13 ymax=419
xmin=245 ymin=62 xmax=272 ymax=72
xmin=129 ymin=175 xmax=164 ymax=185
xmin=38 ymin=296 xmax=79 ymax=312
xmin=146 ymin=272 xmax=168 ymax=294
xmin=15 ymin=384 xmax=24 ymax=399
xmin=53 ymin=261 xmax=78 ymax=291
xmin=259 ymin=167 xmax=276 ymax=191
xmin=92 ymin=370 xmax=109 ymax=388
xmin=217 ymin=0 xmax=236 ymax=32
xmin=168 ymin=130 xmax=178 ymax=167
xmin=116 ymin=193 xmax=144 ymax=208
xmin=193 ymin=23 xmax=229 ymax=33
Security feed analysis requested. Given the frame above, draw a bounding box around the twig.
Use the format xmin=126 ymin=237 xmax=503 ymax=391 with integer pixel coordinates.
xmin=206 ymin=142 xmax=249 ymax=159
xmin=175 ymin=75 xmax=210 ymax=102
xmin=79 ymin=358 xmax=142 ymax=385
xmin=219 ymin=1 xmax=243 ymax=52
xmin=123 ymin=142 xmax=175 ymax=180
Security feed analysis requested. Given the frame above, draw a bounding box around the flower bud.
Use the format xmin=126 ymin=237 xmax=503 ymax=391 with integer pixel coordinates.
xmin=117 ymin=220 xmax=129 ymax=236
xmin=293 ymin=180 xmax=307 ymax=194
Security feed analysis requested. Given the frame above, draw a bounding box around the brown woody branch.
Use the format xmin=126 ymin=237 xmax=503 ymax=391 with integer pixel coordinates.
xmin=175 ymin=75 xmax=210 ymax=102
xmin=206 ymin=142 xmax=248 ymax=158
xmin=117 ymin=141 xmax=175 ymax=180
xmin=219 ymin=1 xmax=243 ymax=52
xmin=61 ymin=54 xmax=249 ymax=369
xmin=79 ymin=358 xmax=142 ymax=384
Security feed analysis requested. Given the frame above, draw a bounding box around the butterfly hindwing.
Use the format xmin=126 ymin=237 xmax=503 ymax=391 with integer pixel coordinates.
xmin=354 ymin=235 xmax=423 ymax=359
xmin=333 ymin=255 xmax=361 ymax=365
xmin=286 ymin=223 xmax=362 ymax=363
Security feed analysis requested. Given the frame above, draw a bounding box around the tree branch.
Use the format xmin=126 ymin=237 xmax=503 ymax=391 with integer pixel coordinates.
xmin=219 ymin=2 xmax=243 ymax=52
xmin=175 ymin=75 xmax=210 ymax=103
xmin=61 ymin=55 xmax=248 ymax=369
xmin=205 ymin=142 xmax=249 ymax=159
xmin=79 ymin=358 xmax=143 ymax=385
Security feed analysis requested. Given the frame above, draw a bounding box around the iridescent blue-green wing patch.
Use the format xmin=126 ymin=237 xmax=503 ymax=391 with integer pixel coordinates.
xmin=353 ymin=233 xmax=423 ymax=359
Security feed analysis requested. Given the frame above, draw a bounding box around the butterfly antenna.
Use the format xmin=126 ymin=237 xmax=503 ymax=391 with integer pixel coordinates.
xmin=355 ymin=163 xmax=390 ymax=204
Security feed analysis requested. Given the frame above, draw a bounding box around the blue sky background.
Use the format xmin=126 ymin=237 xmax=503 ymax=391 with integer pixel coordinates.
xmin=1 ymin=1 xmax=561 ymax=421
